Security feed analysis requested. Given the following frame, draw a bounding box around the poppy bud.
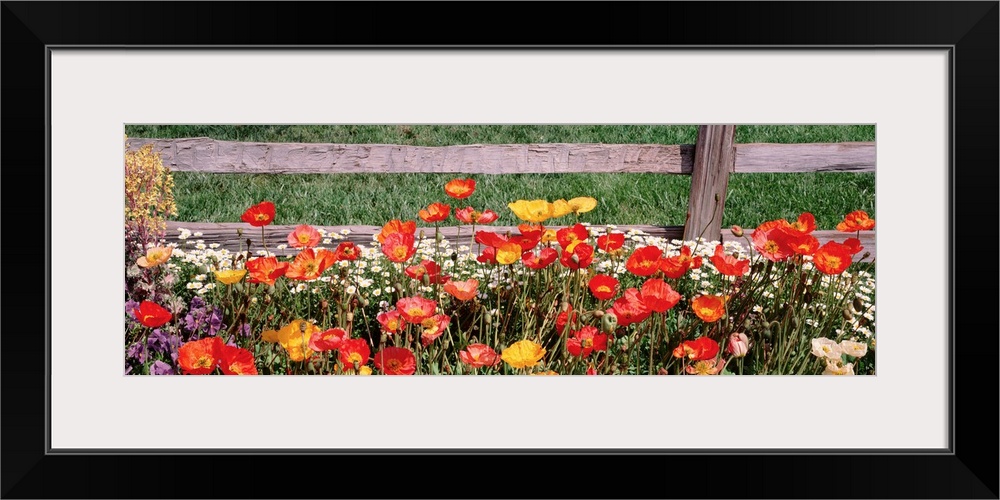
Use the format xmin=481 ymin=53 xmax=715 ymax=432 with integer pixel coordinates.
xmin=842 ymin=308 xmax=854 ymax=321
xmin=852 ymin=297 xmax=864 ymax=314
xmin=592 ymin=310 xmax=605 ymax=318
xmin=730 ymin=225 xmax=744 ymax=237
xmin=346 ymin=312 xmax=354 ymax=323
xmin=727 ymin=332 xmax=750 ymax=358
xmin=422 ymin=273 xmax=431 ymax=286
xmin=236 ymin=228 xmax=244 ymax=237
xmin=657 ymin=367 xmax=669 ymax=375
xmin=601 ymin=312 xmax=618 ymax=334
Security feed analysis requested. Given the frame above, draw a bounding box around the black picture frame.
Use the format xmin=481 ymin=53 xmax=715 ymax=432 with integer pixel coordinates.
xmin=3 ymin=2 xmax=997 ymax=498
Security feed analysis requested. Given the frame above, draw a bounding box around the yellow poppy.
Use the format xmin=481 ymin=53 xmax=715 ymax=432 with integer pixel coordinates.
xmin=550 ymin=199 xmax=573 ymax=218
xmin=214 ymin=269 xmax=247 ymax=285
xmin=501 ymin=339 xmax=546 ymax=369
xmin=508 ymin=200 xmax=553 ymax=223
xmin=496 ymin=242 xmax=521 ymax=265
xmin=567 ymin=197 xmax=598 ymax=215
xmin=277 ymin=319 xmax=319 ymax=361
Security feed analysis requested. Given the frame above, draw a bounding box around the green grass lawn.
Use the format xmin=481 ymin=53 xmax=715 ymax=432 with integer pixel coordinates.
xmin=125 ymin=125 xmax=875 ymax=229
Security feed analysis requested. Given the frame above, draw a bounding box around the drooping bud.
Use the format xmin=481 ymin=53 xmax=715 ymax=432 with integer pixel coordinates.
xmin=730 ymin=225 xmax=744 ymax=238
xmin=601 ymin=312 xmax=618 ymax=334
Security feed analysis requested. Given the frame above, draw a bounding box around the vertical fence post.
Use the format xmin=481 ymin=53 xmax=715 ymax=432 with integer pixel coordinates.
xmin=683 ymin=125 xmax=736 ymax=242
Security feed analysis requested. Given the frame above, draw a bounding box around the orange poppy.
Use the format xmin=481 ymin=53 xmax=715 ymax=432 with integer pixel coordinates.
xmin=836 ymin=210 xmax=875 ymax=232
xmin=405 ymin=259 xmax=448 ymax=284
xmin=178 ymin=337 xmax=223 ymax=375
xmin=691 ymin=294 xmax=726 ymax=323
xmin=626 ymin=246 xmax=663 ymax=277
xmin=285 ymin=248 xmax=333 ymax=281
xmin=444 ymin=178 xmax=476 ymax=199
xmin=381 ymin=232 xmax=416 ymax=263
xmin=418 ymin=202 xmax=451 ymax=223
xmin=241 ymin=201 xmax=275 ymax=227
xmin=376 ymin=219 xmax=416 ymax=244
xmin=308 ymin=327 xmax=348 ymax=352
xmin=444 ymin=279 xmax=479 ymax=301
xmin=813 ymin=241 xmax=853 ymax=275
xmin=246 ymin=256 xmax=288 ymax=286
xmin=588 ymin=274 xmax=619 ymax=300
xmin=420 ymin=314 xmax=450 ymax=346
xmin=788 ymin=212 xmax=817 ymax=234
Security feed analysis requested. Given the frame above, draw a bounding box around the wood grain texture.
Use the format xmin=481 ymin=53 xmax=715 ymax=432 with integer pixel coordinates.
xmin=684 ymin=125 xmax=736 ymax=242
xmin=163 ymin=222 xmax=874 ymax=262
xmin=127 ymin=138 xmax=695 ymax=175
xmin=735 ymin=142 xmax=875 ymax=173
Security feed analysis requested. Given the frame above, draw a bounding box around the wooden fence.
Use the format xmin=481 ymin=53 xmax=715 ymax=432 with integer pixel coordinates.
xmin=130 ymin=126 xmax=875 ymax=260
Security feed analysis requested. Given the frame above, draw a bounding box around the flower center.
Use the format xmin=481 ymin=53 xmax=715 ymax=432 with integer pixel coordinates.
xmin=387 ymin=359 xmax=402 ymax=370
xmin=255 ymin=213 xmax=268 ymax=221
xmin=195 ymin=356 xmax=214 ymax=369
xmin=582 ymin=338 xmax=594 ymax=348
xmin=348 ymin=353 xmax=363 ymax=365
xmin=764 ymin=240 xmax=780 ymax=253
xmin=229 ymin=363 xmax=243 ymax=374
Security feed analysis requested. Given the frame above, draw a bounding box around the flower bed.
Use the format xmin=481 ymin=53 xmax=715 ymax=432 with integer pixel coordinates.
xmin=125 ymin=178 xmax=875 ymax=376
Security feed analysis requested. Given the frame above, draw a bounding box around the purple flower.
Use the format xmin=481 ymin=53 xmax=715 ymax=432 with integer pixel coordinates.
xmin=126 ymin=342 xmax=146 ymax=364
xmin=150 ymin=360 xmax=175 ymax=375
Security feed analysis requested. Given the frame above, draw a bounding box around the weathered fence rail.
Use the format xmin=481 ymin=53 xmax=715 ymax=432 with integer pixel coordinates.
xmin=132 ymin=126 xmax=876 ymax=261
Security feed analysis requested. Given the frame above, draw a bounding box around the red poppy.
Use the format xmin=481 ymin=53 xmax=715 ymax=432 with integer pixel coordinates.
xmin=559 ymin=242 xmax=594 ymax=270
xmin=287 ymin=224 xmax=321 ymax=248
xmin=659 ymin=246 xmax=703 ymax=279
xmin=309 ymin=327 xmax=348 ymax=352
xmin=566 ymin=326 xmax=609 ymax=357
xmin=836 ymin=210 xmax=875 ymax=232
xmin=376 ymin=310 xmax=405 ymax=335
xmin=246 ymin=256 xmax=288 ymax=286
xmin=596 ymin=233 xmax=625 ymax=252
xmin=626 ymin=246 xmax=663 ymax=277
xmin=751 ymin=219 xmax=796 ymax=262
xmin=459 ymin=343 xmax=501 ymax=368
xmin=420 ymin=314 xmax=450 ymax=346
xmin=475 ymin=230 xmax=509 ymax=248
xmin=555 ymin=305 xmax=578 ymax=335
xmin=843 ymin=237 xmax=864 ymax=255
xmin=397 ymin=296 xmax=437 ymax=324
xmin=333 ymin=241 xmax=359 ymax=261
xmin=508 ymin=233 xmax=541 ymax=252
xmin=405 ymin=260 xmax=449 ymax=284
xmin=285 ymin=248 xmax=335 ymax=281
xmin=374 ymin=347 xmax=417 ymax=375
xmin=788 ymin=212 xmax=817 ymax=234
xmin=709 ymin=244 xmax=750 ymax=276
xmin=133 ymin=301 xmax=172 ymax=328
xmin=477 ymin=246 xmax=497 ymax=264
xmin=556 ymin=223 xmax=589 ymax=252
xmin=381 ymin=232 xmax=416 ymax=263
xmin=640 ymin=279 xmax=681 ymax=313
xmin=241 ymin=201 xmax=275 ymax=227
xmin=609 ymin=288 xmax=652 ymax=327
xmin=418 ymin=202 xmax=451 ymax=223
xmin=517 ymin=223 xmax=545 ymax=241
xmin=521 ymin=248 xmax=558 ymax=270
xmin=588 ymin=274 xmax=619 ymax=300
xmin=376 ymin=219 xmax=416 ymax=244
xmin=444 ymin=178 xmax=476 ymax=199
xmin=672 ymin=337 xmax=720 ymax=361
xmin=443 ymin=279 xmax=479 ymax=301
xmin=178 ymin=337 xmax=223 ymax=375
xmin=813 ymin=241 xmax=853 ymax=275
xmin=220 ymin=344 xmax=258 ymax=375
xmin=691 ymin=294 xmax=726 ymax=323
xmin=338 ymin=338 xmax=371 ymax=368
xmin=455 ymin=207 xmax=499 ymax=225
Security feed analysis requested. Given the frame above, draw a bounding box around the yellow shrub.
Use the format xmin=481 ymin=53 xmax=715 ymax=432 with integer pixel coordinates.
xmin=124 ymin=135 xmax=177 ymax=247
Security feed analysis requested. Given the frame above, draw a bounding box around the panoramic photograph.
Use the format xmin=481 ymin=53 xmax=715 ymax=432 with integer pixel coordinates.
xmin=123 ymin=124 xmax=875 ymax=376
